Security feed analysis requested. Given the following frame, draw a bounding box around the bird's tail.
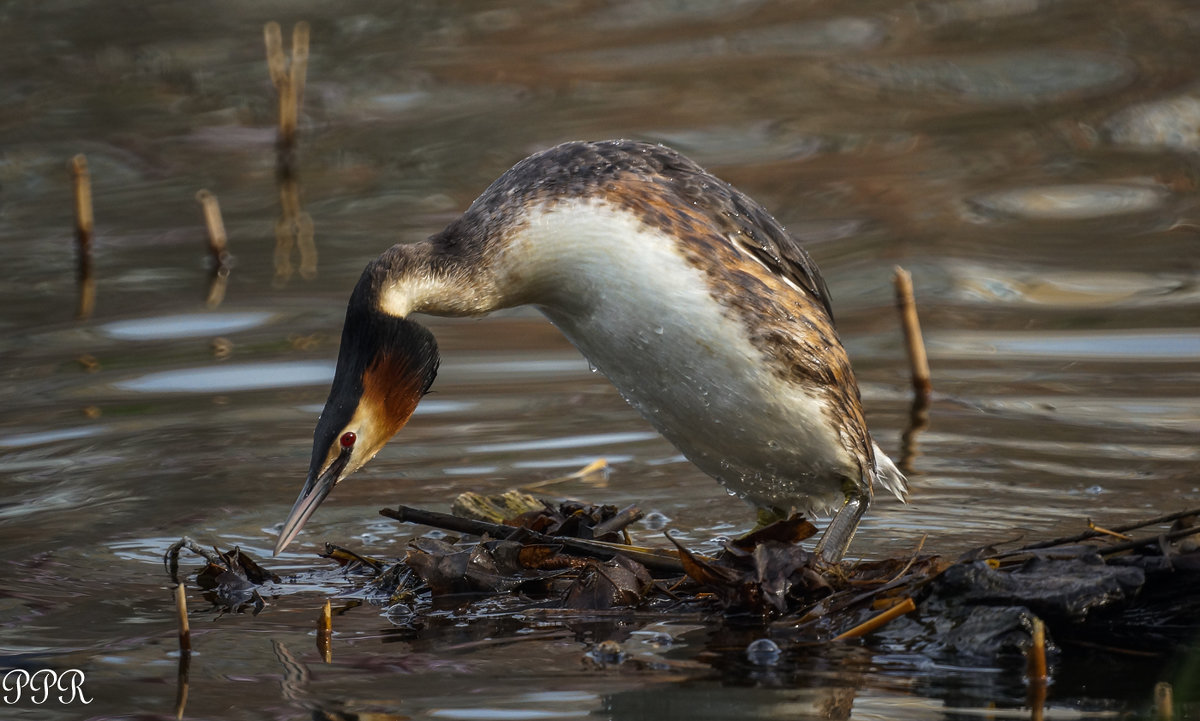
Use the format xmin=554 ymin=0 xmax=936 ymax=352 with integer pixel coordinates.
xmin=871 ymin=442 xmax=909 ymax=502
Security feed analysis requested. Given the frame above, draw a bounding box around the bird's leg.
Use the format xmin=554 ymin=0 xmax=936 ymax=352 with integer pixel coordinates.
xmin=813 ymin=491 xmax=869 ymax=564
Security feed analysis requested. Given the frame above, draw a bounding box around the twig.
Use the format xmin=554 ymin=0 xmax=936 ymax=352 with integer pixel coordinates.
xmin=521 ymin=458 xmax=609 ymax=490
xmin=1095 ymin=525 xmax=1200 ymax=557
xmin=70 ymin=155 xmax=95 ymax=319
xmin=163 ymin=536 xmax=224 ymax=584
xmin=831 ymin=596 xmax=915 ymax=640
xmin=886 ymin=534 xmax=927 ymax=584
xmin=1087 ymin=519 xmax=1132 ymax=541
xmin=991 ymin=506 xmax=1200 ymax=559
xmin=591 ymin=504 xmax=644 ymax=538
xmin=380 ymin=504 xmax=684 ymax=573
xmin=893 ymin=266 xmax=931 ymax=401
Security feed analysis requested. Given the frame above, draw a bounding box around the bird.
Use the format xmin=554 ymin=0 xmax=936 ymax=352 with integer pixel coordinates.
xmin=273 ymin=139 xmax=907 ymax=561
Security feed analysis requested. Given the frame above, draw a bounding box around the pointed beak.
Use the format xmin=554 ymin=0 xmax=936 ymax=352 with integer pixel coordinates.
xmin=273 ymin=448 xmax=351 ymax=555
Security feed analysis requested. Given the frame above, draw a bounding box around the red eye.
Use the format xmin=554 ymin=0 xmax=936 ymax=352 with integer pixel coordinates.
xmin=340 ymin=431 xmax=357 ymax=449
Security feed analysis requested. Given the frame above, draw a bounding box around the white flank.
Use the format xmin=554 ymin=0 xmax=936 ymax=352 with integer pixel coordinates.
xmin=496 ymin=198 xmax=856 ymax=514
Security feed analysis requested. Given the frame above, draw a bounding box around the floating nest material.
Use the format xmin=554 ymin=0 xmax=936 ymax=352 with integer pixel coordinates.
xmin=165 ymin=492 xmax=1200 ymax=668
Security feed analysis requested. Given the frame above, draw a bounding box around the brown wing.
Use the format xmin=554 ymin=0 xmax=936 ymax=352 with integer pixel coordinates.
xmin=462 ymin=139 xmax=837 ymax=322
xmin=590 ymin=140 xmax=837 ymax=323
xmin=713 ymin=189 xmax=837 ymax=324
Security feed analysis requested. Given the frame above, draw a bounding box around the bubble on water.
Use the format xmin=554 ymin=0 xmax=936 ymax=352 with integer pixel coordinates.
xmin=746 ymin=638 xmax=782 ymax=666
xmin=654 ymin=326 xmax=664 ymax=335
xmin=1086 ymin=485 xmax=1104 ymax=495
xmin=641 ymin=510 xmax=671 ymax=530
xmin=383 ymin=602 xmax=416 ymax=625
xmin=587 ymin=639 xmax=625 ymax=667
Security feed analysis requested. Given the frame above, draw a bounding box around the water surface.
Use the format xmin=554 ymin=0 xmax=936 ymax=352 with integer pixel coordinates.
xmin=0 ymin=1 xmax=1198 ymax=719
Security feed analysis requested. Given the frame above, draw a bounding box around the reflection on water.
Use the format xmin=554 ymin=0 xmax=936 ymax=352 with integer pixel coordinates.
xmin=113 ymin=360 xmax=335 ymax=393
xmin=100 ymin=311 xmax=274 ymax=340
xmin=0 ymin=0 xmax=1198 ymax=719
xmin=969 ymin=183 xmax=1168 ymax=221
xmin=931 ymin=329 xmax=1200 ymax=360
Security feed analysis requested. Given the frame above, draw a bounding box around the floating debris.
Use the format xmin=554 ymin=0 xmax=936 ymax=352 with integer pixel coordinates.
xmin=164 ymin=537 xmax=276 ymax=614
xmin=165 ymin=500 xmax=1200 ymax=684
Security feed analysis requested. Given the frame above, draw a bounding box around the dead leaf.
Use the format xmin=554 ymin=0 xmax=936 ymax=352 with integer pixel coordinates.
xmin=564 ymin=555 xmax=654 ymax=609
xmin=728 ymin=515 xmax=818 ymax=551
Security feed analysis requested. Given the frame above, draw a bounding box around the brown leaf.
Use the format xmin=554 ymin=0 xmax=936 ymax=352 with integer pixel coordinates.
xmin=753 ymin=542 xmax=809 ymax=613
xmin=564 ymin=555 xmax=653 ymax=610
xmin=464 ymin=542 xmax=525 ymax=592
xmin=728 ymin=515 xmax=818 ymax=551
xmin=404 ymin=545 xmax=470 ymax=596
xmin=666 ymin=533 xmax=740 ymax=587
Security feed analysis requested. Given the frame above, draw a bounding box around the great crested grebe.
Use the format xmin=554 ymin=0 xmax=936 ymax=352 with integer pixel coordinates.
xmin=274 ymin=139 xmax=907 ymax=561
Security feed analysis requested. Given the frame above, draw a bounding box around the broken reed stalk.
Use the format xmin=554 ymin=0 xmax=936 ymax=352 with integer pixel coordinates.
xmin=264 ymin=21 xmax=309 ymax=163
xmin=831 ymin=596 xmax=915 ymax=640
xmin=381 ymin=504 xmax=685 ymax=573
xmin=71 ymin=154 xmax=95 ymax=319
xmin=287 ymin=22 xmax=309 ymax=145
xmin=893 ymin=266 xmax=931 ymax=401
xmin=317 ymin=599 xmax=332 ymax=664
xmin=197 ymin=190 xmax=231 ymax=308
xmin=1027 ymin=616 xmax=1048 ymax=682
xmin=196 ymin=190 xmax=229 ymax=267
xmin=265 ymin=21 xmax=316 ymax=285
xmin=1026 ymin=616 xmax=1049 ymax=721
xmin=175 ymin=583 xmax=191 ymax=654
xmin=264 ymin=22 xmax=287 ymax=87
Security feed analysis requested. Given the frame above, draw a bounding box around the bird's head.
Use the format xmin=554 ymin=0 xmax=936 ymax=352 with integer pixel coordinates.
xmin=274 ymin=272 xmax=439 ymax=555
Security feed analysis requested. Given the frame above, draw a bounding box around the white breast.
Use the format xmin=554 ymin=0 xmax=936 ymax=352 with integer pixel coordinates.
xmin=501 ymin=199 xmax=855 ymax=515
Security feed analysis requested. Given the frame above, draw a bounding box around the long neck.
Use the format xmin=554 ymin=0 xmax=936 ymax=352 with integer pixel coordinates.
xmin=372 ymin=235 xmax=509 ymax=319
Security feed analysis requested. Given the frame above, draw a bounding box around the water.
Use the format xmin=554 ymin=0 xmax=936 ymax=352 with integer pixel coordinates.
xmin=1 ymin=1 xmax=1198 ymax=718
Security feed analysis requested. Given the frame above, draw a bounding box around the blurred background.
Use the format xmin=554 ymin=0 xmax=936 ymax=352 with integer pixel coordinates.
xmin=0 ymin=1 xmax=1197 ymax=719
